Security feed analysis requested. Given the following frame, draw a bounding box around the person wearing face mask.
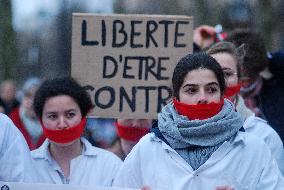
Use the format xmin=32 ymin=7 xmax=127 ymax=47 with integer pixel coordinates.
xmin=31 ymin=78 xmax=122 ymax=185
xmin=207 ymin=41 xmax=284 ymax=174
xmin=113 ymin=53 xmax=284 ymax=190
xmin=114 ymin=119 xmax=152 ymax=159
xmin=226 ymin=29 xmax=284 ymax=143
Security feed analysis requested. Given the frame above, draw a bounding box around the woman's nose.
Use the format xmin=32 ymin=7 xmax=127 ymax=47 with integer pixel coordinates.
xmin=197 ymin=91 xmax=208 ymax=104
xmin=57 ymin=117 xmax=68 ymax=129
xmin=197 ymin=99 xmax=208 ymax=104
xmin=131 ymin=120 xmax=140 ymax=127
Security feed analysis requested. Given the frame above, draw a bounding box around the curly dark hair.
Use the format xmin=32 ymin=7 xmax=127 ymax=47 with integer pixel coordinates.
xmin=226 ymin=28 xmax=268 ymax=79
xmin=172 ymin=53 xmax=226 ymax=100
xmin=33 ymin=77 xmax=93 ymax=118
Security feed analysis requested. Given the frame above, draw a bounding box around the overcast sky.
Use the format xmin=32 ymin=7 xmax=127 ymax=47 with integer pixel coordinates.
xmin=12 ymin=0 xmax=113 ymax=31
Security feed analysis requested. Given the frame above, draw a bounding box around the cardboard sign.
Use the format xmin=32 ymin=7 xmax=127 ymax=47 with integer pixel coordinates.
xmin=0 ymin=181 xmax=137 ymax=190
xmin=71 ymin=13 xmax=193 ymax=119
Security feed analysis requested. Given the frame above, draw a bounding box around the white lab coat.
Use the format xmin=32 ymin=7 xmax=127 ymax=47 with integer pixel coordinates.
xmin=0 ymin=113 xmax=37 ymax=182
xmin=113 ymin=132 xmax=284 ymax=190
xmin=31 ymin=137 xmax=122 ymax=185
xmin=244 ymin=115 xmax=284 ymax=174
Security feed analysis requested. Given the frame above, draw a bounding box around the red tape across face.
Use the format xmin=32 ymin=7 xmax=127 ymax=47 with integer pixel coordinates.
xmin=173 ymin=98 xmax=224 ymax=120
xmin=115 ymin=122 xmax=150 ymax=142
xmin=40 ymin=117 xmax=86 ymax=144
xmin=224 ymin=83 xmax=242 ymax=99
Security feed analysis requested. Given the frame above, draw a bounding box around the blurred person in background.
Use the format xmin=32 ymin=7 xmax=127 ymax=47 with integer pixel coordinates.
xmin=113 ymin=119 xmax=152 ymax=160
xmin=194 ymin=25 xmax=284 ymax=143
xmin=227 ymin=29 xmax=284 ymax=142
xmin=9 ymin=77 xmax=45 ymax=150
xmin=84 ymin=117 xmax=126 ymax=159
xmin=85 ymin=118 xmax=117 ymax=148
xmin=0 ymin=79 xmax=20 ymax=114
xmin=207 ymin=41 xmax=284 ymax=174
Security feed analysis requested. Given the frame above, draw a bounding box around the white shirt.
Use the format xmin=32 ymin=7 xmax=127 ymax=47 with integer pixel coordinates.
xmin=31 ymin=138 xmax=122 ymax=185
xmin=113 ymin=132 xmax=284 ymax=190
xmin=244 ymin=115 xmax=284 ymax=174
xmin=0 ymin=113 xmax=37 ymax=182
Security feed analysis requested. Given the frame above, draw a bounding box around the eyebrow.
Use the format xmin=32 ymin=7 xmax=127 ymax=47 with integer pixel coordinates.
xmin=44 ymin=109 xmax=78 ymax=115
xmin=63 ymin=109 xmax=79 ymax=114
xmin=44 ymin=111 xmax=56 ymax=116
xmin=182 ymin=82 xmax=219 ymax=88
xmin=206 ymin=82 xmax=219 ymax=86
xmin=66 ymin=109 xmax=77 ymax=112
xmin=182 ymin=84 xmax=198 ymax=88
xmin=222 ymin=67 xmax=233 ymax=71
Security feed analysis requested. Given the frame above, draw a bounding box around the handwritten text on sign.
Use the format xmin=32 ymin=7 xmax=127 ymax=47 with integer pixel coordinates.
xmin=71 ymin=14 xmax=193 ymax=119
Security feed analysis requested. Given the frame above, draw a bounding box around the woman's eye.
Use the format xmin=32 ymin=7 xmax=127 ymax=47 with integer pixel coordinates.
xmin=66 ymin=112 xmax=76 ymax=118
xmin=185 ymin=88 xmax=197 ymax=94
xmin=207 ymin=87 xmax=217 ymax=93
xmin=48 ymin=114 xmax=57 ymax=120
xmin=223 ymin=70 xmax=237 ymax=79
xmin=224 ymin=71 xmax=232 ymax=78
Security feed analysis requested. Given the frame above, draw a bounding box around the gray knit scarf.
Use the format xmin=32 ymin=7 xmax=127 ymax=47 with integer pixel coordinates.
xmin=158 ymin=99 xmax=243 ymax=170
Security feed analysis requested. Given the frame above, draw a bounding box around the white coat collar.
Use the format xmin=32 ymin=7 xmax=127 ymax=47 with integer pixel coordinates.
xmin=31 ymin=137 xmax=98 ymax=161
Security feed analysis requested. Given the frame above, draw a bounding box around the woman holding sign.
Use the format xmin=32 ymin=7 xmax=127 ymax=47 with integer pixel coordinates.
xmin=113 ymin=53 xmax=283 ymax=189
xmin=31 ymin=78 xmax=122 ymax=185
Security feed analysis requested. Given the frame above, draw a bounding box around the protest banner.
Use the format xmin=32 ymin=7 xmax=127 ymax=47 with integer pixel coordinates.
xmin=0 ymin=181 xmax=137 ymax=190
xmin=71 ymin=13 xmax=193 ymax=119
